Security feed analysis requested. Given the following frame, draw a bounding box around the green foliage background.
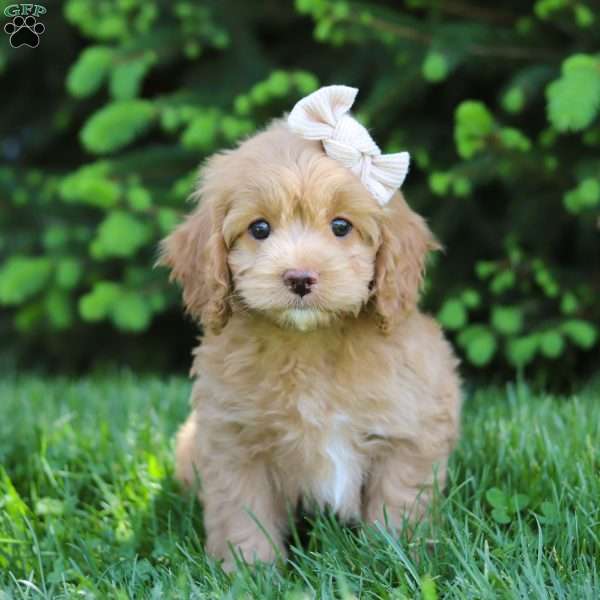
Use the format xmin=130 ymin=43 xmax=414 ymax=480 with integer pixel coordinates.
xmin=1 ymin=0 xmax=598 ymax=379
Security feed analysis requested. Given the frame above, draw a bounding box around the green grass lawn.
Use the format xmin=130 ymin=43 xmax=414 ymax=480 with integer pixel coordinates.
xmin=0 ymin=374 xmax=598 ymax=599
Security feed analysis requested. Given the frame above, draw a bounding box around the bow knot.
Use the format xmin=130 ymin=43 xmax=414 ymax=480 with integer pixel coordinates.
xmin=287 ymin=85 xmax=410 ymax=206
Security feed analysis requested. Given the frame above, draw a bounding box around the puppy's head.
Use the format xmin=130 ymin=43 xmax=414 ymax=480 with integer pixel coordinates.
xmin=160 ymin=123 xmax=438 ymax=334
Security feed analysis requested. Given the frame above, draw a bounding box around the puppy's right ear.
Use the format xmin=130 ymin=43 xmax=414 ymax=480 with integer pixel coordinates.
xmin=159 ymin=156 xmax=232 ymax=334
xmin=372 ymin=192 xmax=440 ymax=333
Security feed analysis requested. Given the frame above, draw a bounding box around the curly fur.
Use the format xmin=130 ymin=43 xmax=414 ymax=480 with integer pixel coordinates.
xmin=160 ymin=121 xmax=461 ymax=571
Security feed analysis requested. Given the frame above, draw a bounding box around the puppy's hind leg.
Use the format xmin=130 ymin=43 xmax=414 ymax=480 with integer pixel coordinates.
xmin=175 ymin=411 xmax=202 ymax=488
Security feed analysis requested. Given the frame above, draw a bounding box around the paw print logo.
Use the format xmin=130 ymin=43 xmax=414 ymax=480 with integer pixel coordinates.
xmin=4 ymin=15 xmax=45 ymax=48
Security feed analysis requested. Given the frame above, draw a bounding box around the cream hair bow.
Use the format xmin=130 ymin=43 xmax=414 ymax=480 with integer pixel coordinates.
xmin=287 ymin=85 xmax=410 ymax=206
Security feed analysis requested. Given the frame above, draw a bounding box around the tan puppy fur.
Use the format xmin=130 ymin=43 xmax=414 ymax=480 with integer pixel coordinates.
xmin=161 ymin=121 xmax=461 ymax=571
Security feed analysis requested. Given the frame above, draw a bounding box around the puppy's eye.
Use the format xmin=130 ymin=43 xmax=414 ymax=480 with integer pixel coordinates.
xmin=249 ymin=219 xmax=271 ymax=240
xmin=331 ymin=218 xmax=352 ymax=237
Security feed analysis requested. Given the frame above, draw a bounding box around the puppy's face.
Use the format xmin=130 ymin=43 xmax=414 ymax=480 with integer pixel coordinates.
xmin=224 ymin=170 xmax=379 ymax=331
xmin=161 ymin=124 xmax=437 ymax=334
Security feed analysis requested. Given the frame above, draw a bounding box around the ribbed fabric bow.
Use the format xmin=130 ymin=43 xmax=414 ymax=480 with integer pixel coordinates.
xmin=287 ymin=85 xmax=410 ymax=206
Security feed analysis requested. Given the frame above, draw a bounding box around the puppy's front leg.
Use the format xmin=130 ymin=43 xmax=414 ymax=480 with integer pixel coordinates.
xmin=202 ymin=454 xmax=287 ymax=571
xmin=176 ymin=412 xmax=287 ymax=570
xmin=363 ymin=440 xmax=448 ymax=530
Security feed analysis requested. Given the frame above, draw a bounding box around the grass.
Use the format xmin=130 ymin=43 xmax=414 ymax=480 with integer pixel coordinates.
xmin=0 ymin=374 xmax=598 ymax=599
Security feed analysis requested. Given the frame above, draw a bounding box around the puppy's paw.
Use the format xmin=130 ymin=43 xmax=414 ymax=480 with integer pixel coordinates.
xmin=364 ymin=492 xmax=429 ymax=533
xmin=215 ymin=536 xmax=285 ymax=572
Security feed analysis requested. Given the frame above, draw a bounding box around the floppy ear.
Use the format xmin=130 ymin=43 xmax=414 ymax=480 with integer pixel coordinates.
xmin=372 ymin=193 xmax=440 ymax=333
xmin=159 ymin=158 xmax=232 ymax=334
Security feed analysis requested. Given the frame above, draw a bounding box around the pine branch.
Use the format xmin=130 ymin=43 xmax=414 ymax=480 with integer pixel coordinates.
xmin=357 ymin=13 xmax=560 ymax=61
xmin=439 ymin=0 xmax=517 ymax=25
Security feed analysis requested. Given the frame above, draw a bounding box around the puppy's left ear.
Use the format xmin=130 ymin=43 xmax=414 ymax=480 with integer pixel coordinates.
xmin=158 ymin=155 xmax=232 ymax=334
xmin=372 ymin=193 xmax=440 ymax=333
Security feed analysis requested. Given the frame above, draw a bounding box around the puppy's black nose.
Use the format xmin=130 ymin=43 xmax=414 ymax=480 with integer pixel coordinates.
xmin=283 ymin=269 xmax=318 ymax=297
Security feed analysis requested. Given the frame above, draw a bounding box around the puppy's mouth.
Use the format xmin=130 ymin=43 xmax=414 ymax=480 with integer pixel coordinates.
xmin=276 ymin=306 xmax=331 ymax=331
xmin=287 ymin=294 xmax=319 ymax=309
xmin=231 ymin=277 xmax=360 ymax=331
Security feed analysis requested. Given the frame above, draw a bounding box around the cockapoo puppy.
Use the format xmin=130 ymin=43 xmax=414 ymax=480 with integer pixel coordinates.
xmin=161 ymin=89 xmax=461 ymax=571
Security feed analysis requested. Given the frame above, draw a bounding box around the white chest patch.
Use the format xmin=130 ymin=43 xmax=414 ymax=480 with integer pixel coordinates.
xmin=324 ymin=430 xmax=354 ymax=508
xmin=315 ymin=415 xmax=362 ymax=514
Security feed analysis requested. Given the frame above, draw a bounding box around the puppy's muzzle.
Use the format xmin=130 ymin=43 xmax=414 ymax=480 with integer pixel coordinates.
xmin=283 ymin=269 xmax=318 ymax=297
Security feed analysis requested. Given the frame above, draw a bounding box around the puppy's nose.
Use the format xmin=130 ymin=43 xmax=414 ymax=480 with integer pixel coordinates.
xmin=283 ymin=269 xmax=318 ymax=297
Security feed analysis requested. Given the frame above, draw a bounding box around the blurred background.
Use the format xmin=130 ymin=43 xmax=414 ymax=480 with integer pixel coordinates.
xmin=1 ymin=0 xmax=598 ymax=386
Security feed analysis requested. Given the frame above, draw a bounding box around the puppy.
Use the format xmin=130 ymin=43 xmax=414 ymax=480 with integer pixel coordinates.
xmin=161 ymin=100 xmax=461 ymax=570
